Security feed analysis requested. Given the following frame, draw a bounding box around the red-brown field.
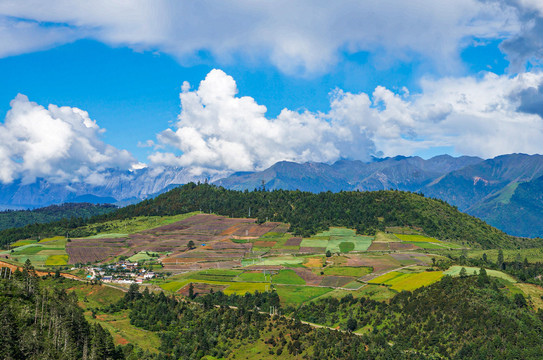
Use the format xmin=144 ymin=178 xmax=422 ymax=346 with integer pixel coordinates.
xmin=254 ymin=241 xmax=276 ymax=248
xmin=389 ymin=242 xmax=420 ymax=250
xmin=285 ymin=237 xmax=302 ymax=246
xmin=66 ymin=245 xmax=125 ymax=264
xmin=299 ymin=247 xmax=325 ymax=254
xmin=292 ymin=267 xmax=323 ymax=285
xmin=67 ymin=214 xmax=281 ymax=265
xmin=368 ymin=242 xmax=389 ymax=251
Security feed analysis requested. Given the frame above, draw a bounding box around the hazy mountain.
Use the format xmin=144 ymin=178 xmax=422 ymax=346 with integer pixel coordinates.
xmin=0 ymin=153 xmax=541 ymax=237
xmin=215 ymin=155 xmax=484 ymax=192
xmin=0 ymin=167 xmax=212 ymax=208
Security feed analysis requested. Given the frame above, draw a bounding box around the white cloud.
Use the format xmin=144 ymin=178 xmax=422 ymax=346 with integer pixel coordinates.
xmin=0 ymin=94 xmax=135 ymax=184
xmin=150 ymin=69 xmax=543 ymax=172
xmin=0 ymin=0 xmax=522 ymax=75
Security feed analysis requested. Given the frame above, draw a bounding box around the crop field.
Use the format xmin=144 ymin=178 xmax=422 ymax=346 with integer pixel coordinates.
xmin=45 ymin=254 xmax=69 ymax=265
xmin=322 ymin=266 xmax=372 ymax=277
xmin=6 ymin=237 xmax=69 ymax=267
xmin=301 ymin=228 xmax=374 ymax=253
xmin=319 ymin=276 xmax=354 ymax=287
xmin=369 ymin=271 xmax=443 ymax=291
xmin=238 ymin=271 xmax=269 ymax=282
xmin=444 ymin=266 xmax=516 ymax=282
xmin=272 ymin=269 xmax=305 ymax=285
xmin=275 ymin=285 xmax=333 ymax=306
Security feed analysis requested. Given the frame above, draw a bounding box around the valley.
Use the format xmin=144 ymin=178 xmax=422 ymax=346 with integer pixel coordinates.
xmin=2 ymin=184 xmax=543 ymax=359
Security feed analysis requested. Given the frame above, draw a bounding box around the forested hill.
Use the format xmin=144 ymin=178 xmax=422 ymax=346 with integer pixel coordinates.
xmin=0 ymin=203 xmax=116 ymax=231
xmin=0 ymin=184 xmax=534 ymax=249
xmin=105 ymin=183 xmax=525 ymax=249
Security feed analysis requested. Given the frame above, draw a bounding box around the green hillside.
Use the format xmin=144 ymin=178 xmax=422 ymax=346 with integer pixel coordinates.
xmin=0 ymin=203 xmax=116 ymax=231
xmin=0 ymin=183 xmax=533 ymax=249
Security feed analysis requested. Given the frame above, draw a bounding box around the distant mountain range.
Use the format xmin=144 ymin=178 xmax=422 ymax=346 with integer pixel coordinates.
xmin=0 ymin=153 xmax=542 ymax=237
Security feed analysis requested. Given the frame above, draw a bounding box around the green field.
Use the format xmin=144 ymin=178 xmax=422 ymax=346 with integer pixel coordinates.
xmin=339 ymin=242 xmax=355 ymax=253
xmin=444 ymin=266 xmax=516 ymax=282
xmin=272 ymin=269 xmax=305 ymax=285
xmin=322 ymin=266 xmax=372 ymax=277
xmin=275 ymin=285 xmax=333 ymax=306
xmin=237 ymin=271 xmax=270 ymax=282
xmin=224 ymin=282 xmax=269 ymax=295
xmin=301 ymin=228 xmax=373 ymax=252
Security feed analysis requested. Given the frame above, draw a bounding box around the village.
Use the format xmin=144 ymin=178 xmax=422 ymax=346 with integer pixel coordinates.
xmin=84 ymin=260 xmax=156 ymax=284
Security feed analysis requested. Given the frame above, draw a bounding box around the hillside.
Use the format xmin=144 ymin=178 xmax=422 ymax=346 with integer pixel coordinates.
xmin=469 ymin=175 xmax=543 ymax=237
xmin=102 ymin=184 xmax=524 ymax=249
xmin=0 ymin=203 xmax=116 ymax=231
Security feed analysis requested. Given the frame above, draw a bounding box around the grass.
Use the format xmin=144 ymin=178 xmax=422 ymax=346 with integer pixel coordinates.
xmin=444 ymin=266 xmax=516 ymax=282
xmin=272 ymin=269 xmax=305 ymax=285
xmin=313 ymin=284 xmax=396 ymax=302
xmin=160 ymin=280 xmax=191 ymax=293
xmin=395 ymin=234 xmax=441 ymax=243
xmin=322 ymin=266 xmax=372 ymax=277
xmin=45 ymin=254 xmax=69 ymax=265
xmin=91 ymin=311 xmax=161 ymax=352
xmin=369 ymin=271 xmax=444 ymax=292
xmin=68 ymin=283 xmax=126 ymax=309
xmin=127 ymin=251 xmax=163 ymax=262
xmin=515 ymin=283 xmax=543 ymax=310
xmin=275 ymin=285 xmax=333 ymax=306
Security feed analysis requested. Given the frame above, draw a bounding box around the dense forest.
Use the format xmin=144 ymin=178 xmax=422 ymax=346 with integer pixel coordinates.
xmin=0 ymin=203 xmax=116 ymax=231
xmin=0 ymin=184 xmax=532 ymax=249
xmin=0 ymin=261 xmax=125 ymax=360
xmin=196 ymin=274 xmax=543 ymax=359
xmin=4 ymin=261 xmax=543 ymax=359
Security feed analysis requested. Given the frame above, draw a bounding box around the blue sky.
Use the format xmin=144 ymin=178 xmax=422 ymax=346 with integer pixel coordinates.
xmin=0 ymin=1 xmax=542 ymax=184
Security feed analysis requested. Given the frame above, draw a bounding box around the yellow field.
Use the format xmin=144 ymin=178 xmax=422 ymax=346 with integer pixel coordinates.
xmin=39 ymin=236 xmax=65 ymax=243
xmin=370 ymin=271 xmax=443 ymax=292
xmin=45 ymin=255 xmax=69 ymax=265
xmin=394 ymin=234 xmax=441 ymax=243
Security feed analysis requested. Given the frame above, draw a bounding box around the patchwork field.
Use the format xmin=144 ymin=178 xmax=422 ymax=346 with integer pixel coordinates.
xmin=2 ymin=237 xmax=69 ymax=267
xmin=2 ymin=211 xmax=494 ymax=308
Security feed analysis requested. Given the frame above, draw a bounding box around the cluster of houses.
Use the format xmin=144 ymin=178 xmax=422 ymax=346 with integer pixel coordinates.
xmin=85 ymin=260 xmax=156 ymax=284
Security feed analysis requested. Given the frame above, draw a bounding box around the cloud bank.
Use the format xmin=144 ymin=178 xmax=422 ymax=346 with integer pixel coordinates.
xmin=0 ymin=94 xmax=135 ymax=184
xmin=150 ymin=69 xmax=543 ymax=174
xmin=0 ymin=0 xmax=526 ymax=75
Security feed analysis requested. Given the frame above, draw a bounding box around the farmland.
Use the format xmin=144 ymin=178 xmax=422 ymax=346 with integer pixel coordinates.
xmin=2 ymin=210 xmax=537 ymax=311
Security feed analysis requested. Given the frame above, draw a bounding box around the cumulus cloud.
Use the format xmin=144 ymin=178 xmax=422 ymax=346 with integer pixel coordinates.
xmin=0 ymin=94 xmax=135 ymax=184
xmin=150 ymin=69 xmax=543 ymax=173
xmin=0 ymin=0 xmax=523 ymax=75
